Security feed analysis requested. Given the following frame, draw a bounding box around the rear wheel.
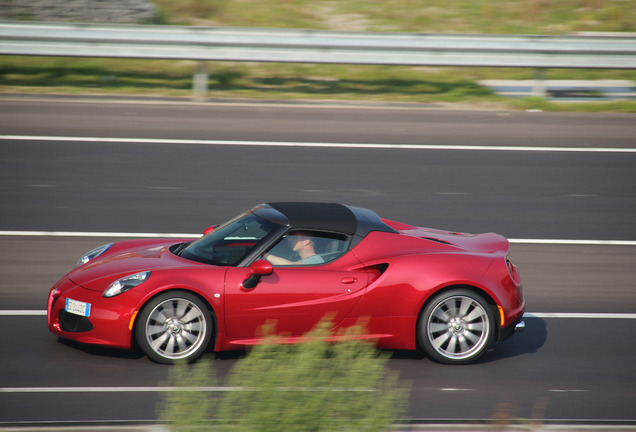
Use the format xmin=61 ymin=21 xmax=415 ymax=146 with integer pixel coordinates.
xmin=418 ymin=289 xmax=495 ymax=365
xmin=136 ymin=291 xmax=212 ymax=364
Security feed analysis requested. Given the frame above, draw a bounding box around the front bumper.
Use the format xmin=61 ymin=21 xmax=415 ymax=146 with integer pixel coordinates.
xmin=47 ymin=276 xmax=142 ymax=349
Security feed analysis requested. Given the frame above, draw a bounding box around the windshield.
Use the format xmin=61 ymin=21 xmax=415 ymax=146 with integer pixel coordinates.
xmin=178 ymin=211 xmax=280 ymax=266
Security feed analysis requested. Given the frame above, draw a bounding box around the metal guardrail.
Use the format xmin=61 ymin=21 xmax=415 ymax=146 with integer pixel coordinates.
xmin=1 ymin=21 xmax=635 ymax=97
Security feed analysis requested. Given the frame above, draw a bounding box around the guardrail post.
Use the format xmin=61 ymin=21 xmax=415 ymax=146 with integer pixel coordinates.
xmin=192 ymin=61 xmax=209 ymax=99
xmin=533 ymin=68 xmax=547 ymax=98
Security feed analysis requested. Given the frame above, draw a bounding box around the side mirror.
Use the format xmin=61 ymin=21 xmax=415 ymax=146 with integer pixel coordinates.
xmin=242 ymin=259 xmax=274 ymax=289
xmin=203 ymin=226 xmax=216 ymax=235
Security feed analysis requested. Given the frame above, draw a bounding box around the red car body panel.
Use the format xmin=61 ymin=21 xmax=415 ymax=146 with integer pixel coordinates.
xmin=223 ymin=251 xmax=368 ymax=338
xmin=47 ymin=202 xmax=525 ymax=363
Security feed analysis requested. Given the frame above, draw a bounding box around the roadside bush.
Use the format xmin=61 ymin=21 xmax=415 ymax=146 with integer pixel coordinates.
xmin=159 ymin=358 xmax=219 ymax=432
xmin=159 ymin=321 xmax=408 ymax=432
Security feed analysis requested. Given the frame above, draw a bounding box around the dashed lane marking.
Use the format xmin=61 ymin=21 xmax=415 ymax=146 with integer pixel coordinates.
xmin=2 ymin=135 xmax=636 ymax=153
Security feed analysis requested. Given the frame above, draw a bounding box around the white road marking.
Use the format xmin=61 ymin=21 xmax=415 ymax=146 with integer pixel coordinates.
xmin=0 ymin=386 xmax=373 ymax=393
xmin=0 ymin=231 xmax=634 ymax=246
xmin=3 ymin=310 xmax=635 ymax=319
xmin=435 ymin=192 xmax=468 ymax=195
xmin=509 ymin=239 xmax=636 ymax=246
xmin=0 ymin=230 xmax=196 ymax=238
xmin=2 ymin=135 xmax=636 ymax=153
xmin=524 ymin=313 xmax=636 ymax=319
xmin=0 ymin=386 xmax=596 ymax=395
xmin=0 ymin=310 xmax=46 ymax=316
xmin=549 ymin=389 xmax=589 ymax=393
xmin=0 ymin=386 xmax=243 ymax=393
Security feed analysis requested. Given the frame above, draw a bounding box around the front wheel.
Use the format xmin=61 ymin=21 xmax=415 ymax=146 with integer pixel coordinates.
xmin=136 ymin=291 xmax=213 ymax=364
xmin=418 ymin=289 xmax=495 ymax=365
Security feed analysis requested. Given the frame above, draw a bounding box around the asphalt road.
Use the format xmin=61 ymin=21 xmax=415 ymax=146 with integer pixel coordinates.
xmin=0 ymin=96 xmax=635 ymax=429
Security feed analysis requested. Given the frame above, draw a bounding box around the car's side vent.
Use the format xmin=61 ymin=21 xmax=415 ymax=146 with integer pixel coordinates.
xmin=423 ymin=237 xmax=453 ymax=246
xmin=365 ymin=263 xmax=389 ymax=283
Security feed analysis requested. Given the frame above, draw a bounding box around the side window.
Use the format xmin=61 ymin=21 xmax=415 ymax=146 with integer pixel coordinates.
xmin=264 ymin=230 xmax=349 ymax=266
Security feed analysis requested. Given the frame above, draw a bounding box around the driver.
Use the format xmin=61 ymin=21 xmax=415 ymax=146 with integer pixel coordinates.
xmin=265 ymin=232 xmax=324 ymax=265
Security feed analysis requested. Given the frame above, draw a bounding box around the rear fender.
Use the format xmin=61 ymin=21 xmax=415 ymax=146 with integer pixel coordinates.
xmin=347 ymin=252 xmax=495 ymax=319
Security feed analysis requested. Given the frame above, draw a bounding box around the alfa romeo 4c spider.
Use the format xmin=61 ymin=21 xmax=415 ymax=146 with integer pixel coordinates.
xmin=48 ymin=202 xmax=525 ymax=365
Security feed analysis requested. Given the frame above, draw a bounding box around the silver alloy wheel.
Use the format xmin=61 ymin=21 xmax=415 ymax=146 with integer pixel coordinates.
xmin=426 ymin=294 xmax=491 ymax=361
xmin=144 ymin=297 xmax=208 ymax=360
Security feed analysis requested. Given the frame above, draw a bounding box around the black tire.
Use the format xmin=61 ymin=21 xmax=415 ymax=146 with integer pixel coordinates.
xmin=135 ymin=291 xmax=212 ymax=364
xmin=418 ymin=289 xmax=495 ymax=365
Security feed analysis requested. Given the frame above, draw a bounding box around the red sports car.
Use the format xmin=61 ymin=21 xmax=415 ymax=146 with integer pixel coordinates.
xmin=48 ymin=202 xmax=525 ymax=365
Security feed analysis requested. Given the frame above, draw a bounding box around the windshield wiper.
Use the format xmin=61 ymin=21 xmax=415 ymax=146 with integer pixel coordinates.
xmin=173 ymin=241 xmax=191 ymax=256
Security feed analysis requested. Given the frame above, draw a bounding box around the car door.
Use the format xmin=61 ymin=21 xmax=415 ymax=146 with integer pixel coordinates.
xmin=223 ymin=251 xmax=369 ymax=339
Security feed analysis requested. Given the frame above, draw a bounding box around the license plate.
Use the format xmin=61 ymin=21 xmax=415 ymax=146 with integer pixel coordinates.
xmin=65 ymin=298 xmax=91 ymax=317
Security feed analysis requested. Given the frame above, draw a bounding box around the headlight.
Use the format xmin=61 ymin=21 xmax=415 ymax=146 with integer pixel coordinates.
xmin=77 ymin=243 xmax=113 ymax=267
xmin=103 ymin=271 xmax=151 ymax=298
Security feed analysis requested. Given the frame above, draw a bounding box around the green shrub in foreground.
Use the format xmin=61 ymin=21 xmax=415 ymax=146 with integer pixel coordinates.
xmin=158 ymin=358 xmax=219 ymax=432
xmin=159 ymin=321 xmax=408 ymax=432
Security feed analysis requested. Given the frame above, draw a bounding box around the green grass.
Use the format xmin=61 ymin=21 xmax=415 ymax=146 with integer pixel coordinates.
xmin=2 ymin=0 xmax=636 ymax=111
xmin=155 ymin=0 xmax=636 ymax=34
xmin=158 ymin=321 xmax=407 ymax=431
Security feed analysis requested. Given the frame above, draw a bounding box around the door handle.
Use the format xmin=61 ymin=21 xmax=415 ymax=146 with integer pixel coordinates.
xmin=341 ymin=277 xmax=358 ymax=284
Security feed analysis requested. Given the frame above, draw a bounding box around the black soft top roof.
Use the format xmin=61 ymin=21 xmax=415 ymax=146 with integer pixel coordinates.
xmin=257 ymin=202 xmax=397 ymax=238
